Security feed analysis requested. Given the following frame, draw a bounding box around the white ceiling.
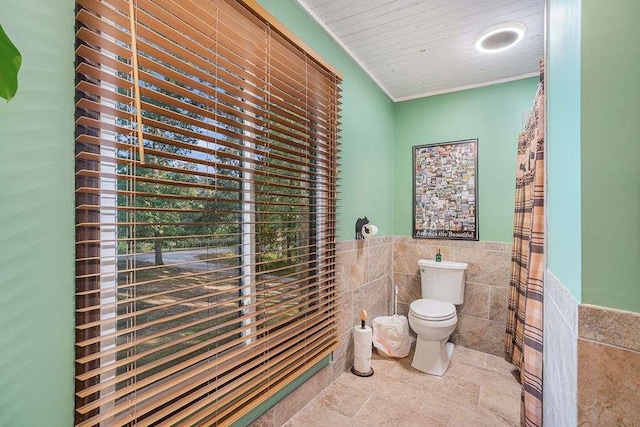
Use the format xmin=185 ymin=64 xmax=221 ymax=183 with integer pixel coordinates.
xmin=295 ymin=0 xmax=545 ymax=102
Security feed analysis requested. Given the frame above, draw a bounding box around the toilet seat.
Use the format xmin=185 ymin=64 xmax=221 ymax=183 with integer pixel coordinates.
xmin=409 ymin=298 xmax=456 ymax=321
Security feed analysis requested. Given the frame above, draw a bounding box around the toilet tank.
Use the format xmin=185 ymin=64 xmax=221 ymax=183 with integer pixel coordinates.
xmin=418 ymin=259 xmax=468 ymax=305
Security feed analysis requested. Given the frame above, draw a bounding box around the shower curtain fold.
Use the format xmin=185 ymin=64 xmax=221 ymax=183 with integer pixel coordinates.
xmin=505 ymin=59 xmax=545 ymax=427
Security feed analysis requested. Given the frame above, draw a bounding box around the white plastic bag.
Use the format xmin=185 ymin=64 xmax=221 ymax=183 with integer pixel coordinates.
xmin=372 ymin=314 xmax=412 ymax=358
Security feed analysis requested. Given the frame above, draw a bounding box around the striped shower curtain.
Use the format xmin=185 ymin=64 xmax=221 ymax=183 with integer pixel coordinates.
xmin=505 ymin=59 xmax=545 ymax=427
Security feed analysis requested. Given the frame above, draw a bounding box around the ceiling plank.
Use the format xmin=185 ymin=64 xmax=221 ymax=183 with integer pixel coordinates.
xmin=297 ymin=0 xmax=544 ymax=100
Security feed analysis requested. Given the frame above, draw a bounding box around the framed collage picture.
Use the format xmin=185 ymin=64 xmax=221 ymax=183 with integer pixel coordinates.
xmin=412 ymin=139 xmax=478 ymax=241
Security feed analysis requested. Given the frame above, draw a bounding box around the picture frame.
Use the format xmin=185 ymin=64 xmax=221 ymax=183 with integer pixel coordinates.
xmin=412 ymin=139 xmax=478 ymax=241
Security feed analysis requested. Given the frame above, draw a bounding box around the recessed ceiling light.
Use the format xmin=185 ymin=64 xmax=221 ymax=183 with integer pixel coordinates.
xmin=475 ymin=23 xmax=526 ymax=53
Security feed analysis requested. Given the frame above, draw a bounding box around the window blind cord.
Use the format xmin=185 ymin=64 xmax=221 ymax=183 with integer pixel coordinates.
xmin=128 ymin=0 xmax=145 ymax=164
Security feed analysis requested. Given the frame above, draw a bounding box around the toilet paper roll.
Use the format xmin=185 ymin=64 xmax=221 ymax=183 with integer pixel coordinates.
xmin=353 ymin=325 xmax=372 ymax=344
xmin=354 ymin=355 xmax=370 ymax=373
xmin=361 ymin=224 xmax=378 ymax=238
xmin=353 ymin=325 xmax=372 ymax=373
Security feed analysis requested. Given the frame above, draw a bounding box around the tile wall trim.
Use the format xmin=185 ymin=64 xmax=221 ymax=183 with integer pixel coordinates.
xmin=545 ymin=270 xmax=578 ymax=336
xmin=543 ymin=269 xmax=578 ymax=427
xmin=578 ymin=303 xmax=640 ymax=353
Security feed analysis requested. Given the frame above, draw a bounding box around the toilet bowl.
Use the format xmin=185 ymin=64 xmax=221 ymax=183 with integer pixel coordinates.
xmin=409 ymin=259 xmax=468 ymax=376
xmin=408 ymin=299 xmax=457 ymax=375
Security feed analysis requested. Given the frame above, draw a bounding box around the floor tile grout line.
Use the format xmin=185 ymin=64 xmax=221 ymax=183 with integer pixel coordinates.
xmin=352 ymin=393 xmax=374 ymax=419
xmin=285 ymin=373 xmax=342 ymax=425
xmin=477 ymin=384 xmax=484 ymax=408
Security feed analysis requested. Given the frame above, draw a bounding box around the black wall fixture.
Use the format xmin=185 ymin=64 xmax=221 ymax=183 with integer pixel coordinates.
xmin=355 ymin=217 xmax=369 ymax=240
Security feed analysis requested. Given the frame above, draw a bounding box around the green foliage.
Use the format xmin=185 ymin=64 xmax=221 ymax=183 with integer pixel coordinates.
xmin=0 ymin=24 xmax=21 ymax=102
xmin=115 ymin=72 xmax=244 ymax=264
xmin=112 ymin=59 xmax=313 ymax=274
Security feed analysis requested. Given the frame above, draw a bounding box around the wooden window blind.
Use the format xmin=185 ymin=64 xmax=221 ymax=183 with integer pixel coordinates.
xmin=74 ymin=0 xmax=341 ymax=425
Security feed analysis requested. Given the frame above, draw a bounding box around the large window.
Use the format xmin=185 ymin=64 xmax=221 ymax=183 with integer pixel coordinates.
xmin=74 ymin=0 xmax=341 ymax=425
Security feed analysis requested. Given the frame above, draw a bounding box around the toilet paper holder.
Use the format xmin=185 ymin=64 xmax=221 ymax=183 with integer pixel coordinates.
xmin=351 ymin=309 xmax=374 ymax=377
xmin=355 ymin=217 xmax=378 ymax=240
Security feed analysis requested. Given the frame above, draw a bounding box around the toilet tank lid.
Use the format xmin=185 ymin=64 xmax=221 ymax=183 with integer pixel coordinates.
xmin=418 ymin=259 xmax=468 ymax=270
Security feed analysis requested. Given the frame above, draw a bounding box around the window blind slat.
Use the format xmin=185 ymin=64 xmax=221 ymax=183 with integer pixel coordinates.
xmin=76 ymin=292 xmax=337 ymax=402
xmin=152 ymin=336 xmax=338 ymax=426
xmin=77 ymin=94 xmax=336 ymax=174
xmin=75 ymin=13 xmax=336 ymax=138
xmin=75 ymin=169 xmax=337 ymax=202
xmin=74 ymin=137 xmax=337 ymax=193
xmin=75 ymin=277 xmax=336 ymax=369
xmin=74 ymin=47 xmax=337 ymax=148
xmin=76 ymin=270 xmax=336 ymax=333
xmin=74 ymin=126 xmax=334 ymax=185
xmin=119 ymin=323 xmax=338 ymax=426
xmin=77 ymin=2 xmax=338 ymax=129
xmin=76 ymin=312 xmax=337 ymax=419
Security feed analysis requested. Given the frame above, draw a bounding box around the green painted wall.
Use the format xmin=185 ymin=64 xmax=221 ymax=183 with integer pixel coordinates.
xmin=580 ymin=0 xmax=640 ymax=312
xmin=0 ymin=0 xmax=75 ymax=425
xmin=257 ymin=0 xmax=396 ymax=242
xmin=393 ymin=78 xmax=539 ymax=242
xmin=547 ymin=0 xmax=582 ymax=301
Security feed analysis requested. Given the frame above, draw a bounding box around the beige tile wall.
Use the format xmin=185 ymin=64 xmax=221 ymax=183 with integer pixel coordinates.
xmin=577 ymin=305 xmax=640 ymax=426
xmin=333 ymin=236 xmax=394 ymax=378
xmin=393 ymin=237 xmax=512 ymax=357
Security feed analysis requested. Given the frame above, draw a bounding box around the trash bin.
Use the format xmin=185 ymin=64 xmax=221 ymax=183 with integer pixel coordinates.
xmin=372 ymin=286 xmax=412 ymax=358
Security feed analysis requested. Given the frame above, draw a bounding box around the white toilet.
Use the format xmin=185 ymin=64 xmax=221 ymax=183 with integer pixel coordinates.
xmin=408 ymin=259 xmax=469 ymax=376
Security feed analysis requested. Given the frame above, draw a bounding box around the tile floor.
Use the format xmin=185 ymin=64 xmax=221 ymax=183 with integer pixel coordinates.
xmin=284 ymin=346 xmax=521 ymax=426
